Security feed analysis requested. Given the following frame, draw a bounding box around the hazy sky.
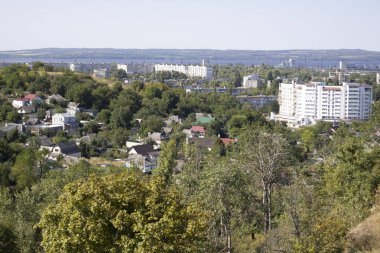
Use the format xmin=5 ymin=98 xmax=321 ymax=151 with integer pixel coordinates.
xmin=1 ymin=0 xmax=379 ymax=51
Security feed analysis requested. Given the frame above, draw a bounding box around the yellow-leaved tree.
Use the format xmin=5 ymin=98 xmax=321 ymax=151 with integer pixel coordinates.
xmin=38 ymin=171 xmax=209 ymax=253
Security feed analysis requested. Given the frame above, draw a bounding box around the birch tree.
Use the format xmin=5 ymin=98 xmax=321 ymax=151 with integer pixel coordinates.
xmin=241 ymin=131 xmax=288 ymax=233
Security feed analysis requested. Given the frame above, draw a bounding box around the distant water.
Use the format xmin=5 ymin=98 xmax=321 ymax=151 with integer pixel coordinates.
xmin=1 ymin=58 xmax=380 ymax=68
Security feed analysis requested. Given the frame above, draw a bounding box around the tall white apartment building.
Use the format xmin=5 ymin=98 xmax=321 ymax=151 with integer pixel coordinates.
xmin=376 ymin=73 xmax=380 ymax=84
xmin=154 ymin=64 xmax=213 ymax=79
xmin=273 ymin=81 xmax=372 ymax=127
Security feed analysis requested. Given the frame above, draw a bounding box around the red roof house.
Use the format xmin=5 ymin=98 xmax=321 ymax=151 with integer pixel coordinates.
xmin=190 ymin=126 xmax=206 ymax=135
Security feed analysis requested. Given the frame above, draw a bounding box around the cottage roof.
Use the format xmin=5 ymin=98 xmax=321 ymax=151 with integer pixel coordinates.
xmin=196 ymin=116 xmax=215 ymax=124
xmin=0 ymin=124 xmax=22 ymax=134
xmin=148 ymin=132 xmax=167 ymax=142
xmin=190 ymin=137 xmax=214 ymax=149
xmin=57 ymin=141 xmax=80 ymax=156
xmin=191 ymin=126 xmax=205 ymax=134
xmin=39 ymin=136 xmax=55 ymax=147
xmin=130 ymin=144 xmax=155 ymax=156
xmin=26 ymin=117 xmax=40 ymax=125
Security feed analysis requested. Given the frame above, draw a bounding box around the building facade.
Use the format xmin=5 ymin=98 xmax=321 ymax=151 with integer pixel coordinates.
xmin=117 ymin=63 xmax=154 ymax=74
xmin=242 ymin=74 xmax=263 ymax=88
xmin=273 ymin=81 xmax=372 ymax=127
xmin=52 ymin=113 xmax=78 ymax=129
xmin=154 ymin=64 xmax=213 ymax=79
xmin=236 ymin=95 xmax=277 ymax=109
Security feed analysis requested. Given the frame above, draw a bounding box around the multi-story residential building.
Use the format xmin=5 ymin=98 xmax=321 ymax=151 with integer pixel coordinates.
xmin=377 ymin=73 xmax=380 ymax=84
xmin=242 ymin=74 xmax=263 ymax=88
xmin=117 ymin=63 xmax=154 ymax=74
xmin=154 ymin=63 xmax=213 ymax=79
xmin=272 ymin=81 xmax=372 ymax=127
xmin=236 ymin=95 xmax=277 ymax=109
xmin=328 ymin=70 xmax=350 ymax=83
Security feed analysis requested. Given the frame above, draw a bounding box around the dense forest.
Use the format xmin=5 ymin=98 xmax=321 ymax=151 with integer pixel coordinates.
xmin=0 ymin=63 xmax=380 ymax=252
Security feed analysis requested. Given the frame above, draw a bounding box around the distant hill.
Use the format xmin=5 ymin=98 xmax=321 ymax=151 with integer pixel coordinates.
xmin=1 ymin=48 xmax=380 ymax=66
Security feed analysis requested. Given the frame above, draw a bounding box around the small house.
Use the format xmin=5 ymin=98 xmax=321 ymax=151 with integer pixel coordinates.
xmin=190 ymin=126 xmax=206 ymax=136
xmin=128 ymin=144 xmax=155 ymax=156
xmin=52 ymin=141 xmax=81 ymax=158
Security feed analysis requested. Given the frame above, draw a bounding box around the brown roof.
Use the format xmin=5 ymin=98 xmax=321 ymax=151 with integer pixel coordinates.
xmin=190 ymin=137 xmax=214 ymax=149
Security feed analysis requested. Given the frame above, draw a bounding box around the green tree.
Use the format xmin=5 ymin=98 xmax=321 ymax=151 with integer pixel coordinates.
xmin=6 ymin=111 xmax=21 ymax=123
xmin=139 ymin=115 xmax=164 ymax=137
xmin=11 ymin=148 xmax=48 ymax=189
xmin=154 ymin=139 xmax=177 ymax=184
xmin=38 ymin=172 xmax=208 ymax=253
xmin=113 ymin=69 xmax=127 ymax=79
xmin=0 ymin=223 xmax=18 ymax=253
xmin=110 ymin=107 xmax=133 ymax=129
xmin=323 ymin=137 xmax=380 ymax=224
xmin=197 ymin=158 xmax=255 ymax=253
xmin=96 ymin=109 xmax=111 ymax=124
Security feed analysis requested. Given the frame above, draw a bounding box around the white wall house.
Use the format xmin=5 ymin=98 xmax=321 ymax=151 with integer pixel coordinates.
xmin=272 ymin=81 xmax=372 ymax=127
xmin=52 ymin=113 xmax=78 ymax=129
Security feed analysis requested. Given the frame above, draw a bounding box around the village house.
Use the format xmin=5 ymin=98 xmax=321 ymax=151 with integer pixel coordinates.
xmin=147 ymin=132 xmax=168 ymax=147
xmin=52 ymin=113 xmax=78 ymax=130
xmin=12 ymin=98 xmax=29 ymax=109
xmin=195 ymin=113 xmax=214 ymax=125
xmin=39 ymin=136 xmax=55 ymax=152
xmin=17 ymin=105 xmax=35 ymax=114
xmin=25 ymin=117 xmax=41 ymax=126
xmin=0 ymin=123 xmax=24 ymax=138
xmin=188 ymin=137 xmax=215 ymax=151
xmin=125 ymin=154 xmax=158 ymax=173
xmin=82 ymin=109 xmax=98 ymax=117
xmin=67 ymin=102 xmax=81 ymax=115
xmin=165 ymin=115 xmax=182 ymax=125
xmin=126 ymin=143 xmax=160 ymax=173
xmin=52 ymin=141 xmax=81 ymax=159
xmin=128 ymin=144 xmax=155 ymax=156
xmin=190 ymin=125 xmax=206 ymax=137
xmin=24 ymin=94 xmax=42 ymax=104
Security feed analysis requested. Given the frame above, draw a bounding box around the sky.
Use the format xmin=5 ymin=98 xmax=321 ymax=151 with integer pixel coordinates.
xmin=1 ymin=0 xmax=379 ymax=51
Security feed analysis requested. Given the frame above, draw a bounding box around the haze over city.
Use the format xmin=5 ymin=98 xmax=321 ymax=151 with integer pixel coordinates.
xmin=1 ymin=0 xmax=380 ymax=51
xmin=2 ymin=1 xmax=380 ymax=253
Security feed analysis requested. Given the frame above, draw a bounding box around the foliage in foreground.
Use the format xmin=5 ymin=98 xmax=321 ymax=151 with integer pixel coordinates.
xmin=38 ymin=171 xmax=209 ymax=253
